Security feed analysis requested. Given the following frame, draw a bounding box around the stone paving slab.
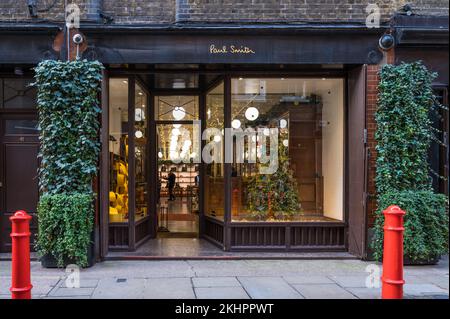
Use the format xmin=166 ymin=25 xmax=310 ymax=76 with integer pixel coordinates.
xmin=195 ymin=287 xmax=250 ymax=299
xmin=292 ymin=284 xmax=357 ymax=299
xmin=328 ymin=275 xmax=368 ymax=288
xmin=282 ymin=275 xmax=334 ymax=285
xmin=404 ymin=283 xmax=448 ymax=296
xmin=238 ymin=277 xmax=303 ymax=299
xmin=143 ymin=278 xmax=195 ymax=299
xmin=48 ymin=287 xmax=95 ymax=297
xmin=346 ymin=287 xmax=381 ymax=299
xmin=93 ymin=278 xmax=147 ymax=299
xmin=57 ymin=278 xmax=99 ymax=289
xmin=0 ymin=256 xmax=447 ymax=299
xmin=193 ymin=277 xmax=241 ymax=288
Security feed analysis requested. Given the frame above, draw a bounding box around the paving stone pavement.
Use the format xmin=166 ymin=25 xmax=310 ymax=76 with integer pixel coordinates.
xmin=0 ymin=256 xmax=448 ymax=299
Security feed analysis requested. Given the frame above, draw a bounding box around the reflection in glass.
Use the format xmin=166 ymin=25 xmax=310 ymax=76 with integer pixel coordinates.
xmin=155 ymin=96 xmax=199 ymax=121
xmin=4 ymin=120 xmax=38 ymax=135
xmin=204 ymin=83 xmax=225 ymax=220
xmin=135 ymin=83 xmax=148 ymax=221
xmin=109 ymin=78 xmax=129 ymax=223
xmin=231 ymin=78 xmax=344 ymax=222
xmin=3 ymin=79 xmax=37 ymax=109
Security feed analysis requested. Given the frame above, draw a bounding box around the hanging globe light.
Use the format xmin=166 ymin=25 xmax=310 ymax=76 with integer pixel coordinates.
xmin=231 ymin=119 xmax=242 ymax=129
xmin=173 ymin=106 xmax=186 ymax=120
xmin=283 ymin=139 xmax=289 ymax=147
xmin=158 ymin=151 xmax=163 ymax=158
xmin=135 ymin=130 xmax=143 ymax=138
xmin=245 ymin=107 xmax=259 ymax=121
xmin=280 ymin=119 xmax=288 ymax=129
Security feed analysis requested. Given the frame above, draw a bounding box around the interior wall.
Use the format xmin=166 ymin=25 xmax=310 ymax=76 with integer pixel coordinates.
xmin=321 ymin=80 xmax=344 ymax=221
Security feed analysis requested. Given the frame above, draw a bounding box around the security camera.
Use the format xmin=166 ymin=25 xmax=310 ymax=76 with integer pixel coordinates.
xmin=27 ymin=0 xmax=38 ymax=17
xmin=379 ymin=34 xmax=395 ymax=51
xmin=73 ymin=34 xmax=84 ymax=45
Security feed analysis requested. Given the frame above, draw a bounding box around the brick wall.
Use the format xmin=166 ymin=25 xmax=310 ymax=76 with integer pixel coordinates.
xmin=366 ymin=50 xmax=395 ymax=227
xmin=0 ymin=0 xmax=448 ymax=24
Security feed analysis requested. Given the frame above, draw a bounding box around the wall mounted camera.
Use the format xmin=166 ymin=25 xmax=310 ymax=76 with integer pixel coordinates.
xmin=27 ymin=0 xmax=38 ymax=17
xmin=379 ymin=34 xmax=395 ymax=51
xmin=73 ymin=33 xmax=84 ymax=45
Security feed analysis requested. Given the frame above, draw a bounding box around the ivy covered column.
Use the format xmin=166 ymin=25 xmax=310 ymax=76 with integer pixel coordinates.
xmin=371 ymin=62 xmax=449 ymax=264
xmin=34 ymin=60 xmax=103 ymax=267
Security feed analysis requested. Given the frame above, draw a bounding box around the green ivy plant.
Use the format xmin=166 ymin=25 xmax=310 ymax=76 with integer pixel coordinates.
xmin=33 ymin=60 xmax=103 ymax=267
xmin=371 ymin=61 xmax=449 ymax=262
xmin=36 ymin=193 xmax=94 ymax=267
xmin=375 ymin=62 xmax=437 ymax=194
xmin=371 ymin=191 xmax=448 ymax=262
xmin=34 ymin=60 xmax=103 ymax=194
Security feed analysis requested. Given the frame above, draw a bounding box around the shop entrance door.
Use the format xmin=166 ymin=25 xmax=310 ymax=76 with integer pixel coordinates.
xmin=154 ymin=96 xmax=201 ymax=238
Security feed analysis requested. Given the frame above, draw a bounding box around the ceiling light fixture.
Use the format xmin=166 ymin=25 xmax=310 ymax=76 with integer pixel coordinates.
xmin=245 ymin=107 xmax=259 ymax=121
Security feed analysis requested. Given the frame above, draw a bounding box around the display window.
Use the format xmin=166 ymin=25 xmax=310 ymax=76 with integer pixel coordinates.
xmin=230 ymin=78 xmax=345 ymax=222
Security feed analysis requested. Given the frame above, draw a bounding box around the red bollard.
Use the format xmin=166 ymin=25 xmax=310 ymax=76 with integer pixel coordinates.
xmin=10 ymin=210 xmax=33 ymax=299
xmin=381 ymin=205 xmax=406 ymax=299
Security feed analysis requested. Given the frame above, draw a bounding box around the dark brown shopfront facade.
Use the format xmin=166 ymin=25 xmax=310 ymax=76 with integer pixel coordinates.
xmin=2 ymin=23 xmax=443 ymax=261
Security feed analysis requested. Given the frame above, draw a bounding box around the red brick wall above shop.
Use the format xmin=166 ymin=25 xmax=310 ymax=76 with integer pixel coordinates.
xmin=0 ymin=0 xmax=448 ymax=24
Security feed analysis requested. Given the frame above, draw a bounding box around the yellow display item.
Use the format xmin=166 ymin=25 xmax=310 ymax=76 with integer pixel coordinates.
xmin=109 ymin=191 xmax=117 ymax=203
xmin=109 ymin=206 xmax=125 ymax=223
xmin=119 ymin=162 xmax=128 ymax=176
xmin=117 ymin=173 xmax=126 ymax=186
xmin=116 ymin=194 xmax=124 ymax=207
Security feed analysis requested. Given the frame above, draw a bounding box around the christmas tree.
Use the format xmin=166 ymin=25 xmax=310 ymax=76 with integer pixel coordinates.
xmin=246 ymin=129 xmax=302 ymax=221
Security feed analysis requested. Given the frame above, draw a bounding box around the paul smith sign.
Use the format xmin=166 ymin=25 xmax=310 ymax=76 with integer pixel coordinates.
xmin=209 ymin=44 xmax=256 ymax=55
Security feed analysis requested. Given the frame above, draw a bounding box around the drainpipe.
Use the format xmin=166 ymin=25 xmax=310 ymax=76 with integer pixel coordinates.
xmin=85 ymin=0 xmax=102 ymax=22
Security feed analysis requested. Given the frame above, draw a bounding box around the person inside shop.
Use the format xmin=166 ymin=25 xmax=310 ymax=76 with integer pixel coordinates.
xmin=165 ymin=171 xmax=176 ymax=201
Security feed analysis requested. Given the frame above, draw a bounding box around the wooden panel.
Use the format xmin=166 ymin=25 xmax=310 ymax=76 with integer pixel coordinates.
xmin=289 ymin=104 xmax=323 ymax=215
xmin=203 ymin=217 xmax=224 ymax=246
xmin=108 ymin=224 xmax=129 ymax=249
xmin=1 ymin=143 xmax=39 ymax=252
xmin=229 ymin=223 xmax=346 ymax=251
xmin=347 ymin=65 xmax=367 ymax=258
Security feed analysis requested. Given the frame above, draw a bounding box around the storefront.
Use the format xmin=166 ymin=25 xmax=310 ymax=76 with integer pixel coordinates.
xmin=0 ymin=21 xmax=447 ymax=260
xmin=81 ymin=25 xmax=386 ymax=258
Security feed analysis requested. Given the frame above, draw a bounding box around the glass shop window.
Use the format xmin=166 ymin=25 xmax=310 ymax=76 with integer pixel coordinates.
xmin=1 ymin=78 xmax=37 ymax=109
xmin=230 ymin=78 xmax=345 ymax=222
xmin=155 ymin=96 xmax=199 ymax=121
xmin=108 ymin=78 xmax=130 ymax=224
xmin=135 ymin=83 xmax=149 ymax=221
xmin=204 ymin=82 xmax=225 ymax=221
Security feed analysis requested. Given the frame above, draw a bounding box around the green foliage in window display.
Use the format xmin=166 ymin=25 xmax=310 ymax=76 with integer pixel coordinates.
xmin=33 ymin=60 xmax=103 ymax=266
xmin=371 ymin=61 xmax=449 ymax=262
xmin=36 ymin=193 xmax=94 ymax=267
xmin=371 ymin=191 xmax=448 ymax=262
xmin=246 ymin=131 xmax=302 ymax=221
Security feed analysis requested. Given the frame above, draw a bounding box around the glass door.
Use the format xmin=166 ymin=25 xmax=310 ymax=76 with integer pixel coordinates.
xmin=108 ymin=77 xmax=151 ymax=250
xmin=154 ymin=96 xmax=201 ymax=237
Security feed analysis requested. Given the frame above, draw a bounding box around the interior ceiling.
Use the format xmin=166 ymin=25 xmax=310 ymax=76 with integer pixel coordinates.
xmin=110 ymin=77 xmax=343 ymax=119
